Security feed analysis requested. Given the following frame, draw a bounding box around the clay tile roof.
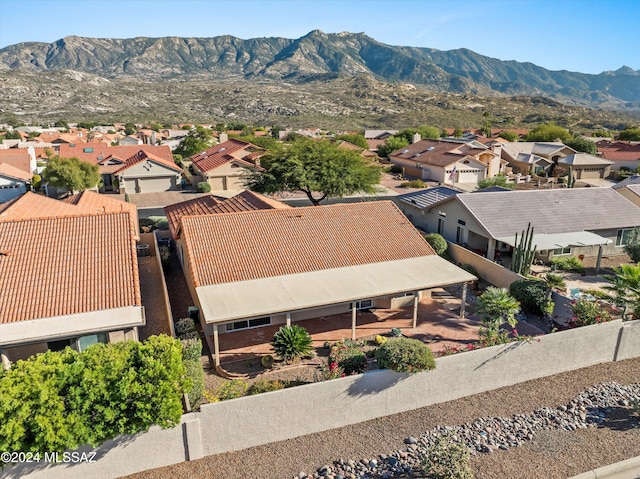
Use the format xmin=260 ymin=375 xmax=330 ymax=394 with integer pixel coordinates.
xmin=0 ymin=192 xmax=82 ymax=220
xmin=113 ymin=149 xmax=183 ymax=174
xmin=58 ymin=144 xmax=174 ymax=165
xmin=181 ymin=201 xmax=435 ymax=287
xmin=190 ymin=139 xmax=264 ymax=173
xmin=0 ymin=149 xmax=31 ymax=174
xmin=0 ymin=212 xmax=140 ymax=324
xmin=163 ymin=190 xmax=290 ymax=239
xmin=0 ymin=162 xmax=32 ymax=182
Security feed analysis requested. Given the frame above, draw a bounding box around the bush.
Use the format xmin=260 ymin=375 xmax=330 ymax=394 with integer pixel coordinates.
xmin=248 ymin=379 xmax=285 ymax=395
xmin=181 ymin=337 xmax=202 ymax=361
xmin=550 ymin=255 xmax=583 ymax=272
xmin=174 ymin=317 xmax=196 ymax=337
xmin=509 ymin=279 xmax=554 ymax=316
xmin=375 ymin=338 xmax=436 ymax=373
xmin=570 ymin=299 xmax=613 ymax=327
xmin=400 ymin=179 xmax=427 ymax=188
xmin=424 ymin=233 xmax=448 ymax=256
xmin=207 ymin=379 xmax=249 ymax=401
xmin=184 ymin=359 xmax=204 ymax=408
xmin=328 ymin=341 xmax=367 ymax=375
xmin=271 ymin=325 xmax=313 ymax=363
xmin=31 ymin=174 xmax=42 ymax=191
xmin=389 ymin=164 xmax=403 ymax=174
xmin=196 ymin=181 xmax=211 ymax=193
xmin=458 ymin=263 xmax=478 ymax=277
xmin=261 ymin=354 xmax=274 ymax=368
xmin=421 ymin=435 xmax=473 ymax=479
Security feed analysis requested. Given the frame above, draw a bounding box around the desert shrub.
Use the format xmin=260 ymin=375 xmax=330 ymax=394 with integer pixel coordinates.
xmin=375 ymin=334 xmax=387 ymax=345
xmin=174 ymin=317 xmax=195 ymax=336
xmin=400 ymin=179 xmax=427 ymax=188
xmin=31 ymin=174 xmax=42 ymax=191
xmin=196 ymin=181 xmax=211 ymax=193
xmin=184 ymin=359 xmax=205 ymax=408
xmin=421 ymin=435 xmax=473 ymax=479
xmin=158 ymin=245 xmax=171 ymax=266
xmin=179 ymin=331 xmax=199 ymax=341
xmin=389 ymin=164 xmax=403 ymax=174
xmin=570 ymin=299 xmax=613 ymax=327
xmin=261 ymin=354 xmax=274 ymax=368
xmin=375 ymin=338 xmax=436 ymax=373
xmin=424 ymin=233 xmax=448 ymax=256
xmin=509 ymin=279 xmax=554 ymax=316
xmin=181 ymin=337 xmax=202 ymax=361
xmin=550 ymin=255 xmax=584 ymax=272
xmin=208 ymin=379 xmax=249 ymax=401
xmin=328 ymin=341 xmax=367 ymax=375
xmin=271 ymin=325 xmax=313 ymax=363
xmin=248 ymin=379 xmax=285 ymax=395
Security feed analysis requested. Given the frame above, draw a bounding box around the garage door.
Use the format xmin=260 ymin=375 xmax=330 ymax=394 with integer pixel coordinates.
xmin=457 ymin=170 xmax=482 ymax=183
xmin=134 ymin=176 xmax=174 ymax=193
xmin=579 ymin=169 xmax=604 ymax=179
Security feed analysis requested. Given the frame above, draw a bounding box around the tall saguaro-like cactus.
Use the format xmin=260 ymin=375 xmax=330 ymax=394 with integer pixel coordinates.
xmin=510 ymin=223 xmax=536 ymax=276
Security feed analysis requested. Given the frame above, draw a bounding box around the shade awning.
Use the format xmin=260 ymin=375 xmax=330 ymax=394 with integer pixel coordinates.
xmin=196 ymin=256 xmax=477 ymax=324
xmin=496 ymin=231 xmax=612 ymax=251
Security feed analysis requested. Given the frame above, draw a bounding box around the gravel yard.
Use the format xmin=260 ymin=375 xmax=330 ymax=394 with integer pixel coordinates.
xmin=123 ymin=357 xmax=640 ymax=479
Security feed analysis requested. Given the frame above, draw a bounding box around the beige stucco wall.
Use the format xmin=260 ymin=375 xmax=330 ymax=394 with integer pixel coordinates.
xmin=205 ymin=162 xmax=251 ymax=191
xmin=616 ymin=188 xmax=640 ymax=208
xmin=118 ymin=161 xmax=180 ymax=193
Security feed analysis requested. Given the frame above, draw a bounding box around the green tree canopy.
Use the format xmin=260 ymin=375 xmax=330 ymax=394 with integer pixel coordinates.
xmin=377 ymin=136 xmax=410 ymax=158
xmin=246 ymin=138 xmax=381 ymax=206
xmin=335 ymin=133 xmax=369 ymax=149
xmin=564 ymin=136 xmax=597 ymax=154
xmin=227 ymin=133 xmax=278 ymax=151
xmin=123 ymin=122 xmax=136 ymax=136
xmin=525 ymin=122 xmax=571 ymax=142
xmin=397 ymin=125 xmax=441 ymax=143
xmin=618 ymin=128 xmax=640 ymax=141
xmin=498 ymin=131 xmax=519 ymax=142
xmin=42 ymin=156 xmax=100 ymax=193
xmin=2 ymin=130 xmax=22 ymax=140
xmin=478 ymin=175 xmax=515 ymax=190
xmin=173 ymin=126 xmax=214 ymax=158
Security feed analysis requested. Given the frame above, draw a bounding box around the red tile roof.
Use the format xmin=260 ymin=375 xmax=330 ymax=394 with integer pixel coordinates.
xmin=389 ymin=139 xmax=492 ymax=168
xmin=58 ymin=144 xmax=173 ymax=165
xmin=0 ymin=162 xmax=32 ymax=182
xmin=181 ymin=201 xmax=435 ymax=287
xmin=0 ymin=212 xmax=140 ymax=324
xmin=190 ymin=139 xmax=264 ymax=174
xmin=113 ymin=150 xmax=182 ymax=174
xmin=0 ymin=149 xmax=32 ymax=174
xmin=0 ymin=192 xmax=81 ymax=220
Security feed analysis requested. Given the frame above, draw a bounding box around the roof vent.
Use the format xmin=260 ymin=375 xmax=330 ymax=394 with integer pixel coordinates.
xmin=402 ymin=149 xmax=409 ymax=154
xmin=427 ymin=147 xmax=435 ymax=151
xmin=0 ymin=250 xmax=10 ymax=257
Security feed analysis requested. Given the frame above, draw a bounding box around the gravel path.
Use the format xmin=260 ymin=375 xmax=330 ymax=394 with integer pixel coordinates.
xmin=123 ymin=357 xmax=640 ymax=479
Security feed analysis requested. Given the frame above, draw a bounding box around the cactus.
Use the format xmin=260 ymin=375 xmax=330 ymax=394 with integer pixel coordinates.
xmin=510 ymin=223 xmax=536 ymax=276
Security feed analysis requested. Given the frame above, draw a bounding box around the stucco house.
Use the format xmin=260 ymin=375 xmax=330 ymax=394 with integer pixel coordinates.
xmin=597 ymin=140 xmax=640 ymax=172
xmin=388 ymin=139 xmax=505 ymax=186
xmin=175 ymin=201 xmax=476 ymax=366
xmin=401 ymin=188 xmax=640 ymax=270
xmin=0 ymin=192 xmax=144 ymax=365
xmin=109 ymin=150 xmax=183 ymax=193
xmin=190 ymin=139 xmax=265 ymax=191
xmin=558 ymin=153 xmax=613 ymax=180
xmin=0 ymin=162 xmax=31 ymax=203
xmin=501 ymin=142 xmax=576 ymax=175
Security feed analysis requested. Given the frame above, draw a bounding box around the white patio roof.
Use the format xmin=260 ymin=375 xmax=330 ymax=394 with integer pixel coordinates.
xmin=496 ymin=231 xmax=612 ymax=251
xmin=196 ymin=256 xmax=477 ymax=324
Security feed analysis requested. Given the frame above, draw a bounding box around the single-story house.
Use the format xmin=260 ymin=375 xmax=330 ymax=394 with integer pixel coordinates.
xmin=177 ymin=201 xmax=476 ymax=365
xmin=501 ymin=142 xmax=576 ymax=175
xmin=0 ymin=162 xmax=32 ymax=203
xmin=110 ymin=150 xmax=183 ymax=194
xmin=0 ymin=192 xmax=144 ymax=365
xmin=411 ymin=188 xmax=640 ymax=269
xmin=190 ymin=139 xmax=264 ymax=191
xmin=612 ymin=175 xmax=640 ymax=207
xmin=558 ymin=153 xmax=613 ymax=180
xmin=388 ymin=139 xmax=505 ymax=186
xmin=597 ymin=141 xmax=640 ymax=172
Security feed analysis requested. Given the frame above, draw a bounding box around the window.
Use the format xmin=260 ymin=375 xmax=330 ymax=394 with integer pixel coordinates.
xmin=437 ymin=217 xmax=445 ymax=235
xmin=552 ymin=247 xmax=571 ymax=256
xmin=225 ymin=316 xmax=271 ymax=332
xmin=355 ymin=299 xmax=373 ymax=310
xmin=75 ymin=333 xmax=108 ymax=352
xmin=457 ymin=219 xmax=466 ymax=226
xmin=616 ymin=229 xmax=634 ymax=247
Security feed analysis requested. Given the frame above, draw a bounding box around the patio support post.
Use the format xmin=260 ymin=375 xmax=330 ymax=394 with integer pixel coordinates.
xmin=351 ymin=302 xmax=357 ymax=341
xmin=213 ymin=324 xmax=220 ymax=367
xmin=596 ymin=244 xmax=604 ymax=275
xmin=460 ymin=283 xmax=468 ymax=318
xmin=487 ymin=238 xmax=496 ymax=261
xmin=412 ymin=293 xmax=419 ymax=329
xmin=286 ymin=312 xmax=291 ymax=327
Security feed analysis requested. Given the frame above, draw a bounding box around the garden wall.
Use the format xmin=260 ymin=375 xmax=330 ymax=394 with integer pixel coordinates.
xmin=447 ymin=242 xmax=525 ymax=288
xmin=12 ymin=319 xmax=640 ymax=479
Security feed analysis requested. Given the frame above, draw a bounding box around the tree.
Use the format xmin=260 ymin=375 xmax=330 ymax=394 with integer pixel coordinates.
xmin=42 ymin=156 xmax=100 ymax=193
xmin=498 ymin=131 xmax=519 ymax=142
xmin=247 ymin=138 xmax=381 ymax=206
xmin=525 ymin=122 xmax=571 ymax=142
xmin=123 ymin=122 xmax=136 ymax=136
xmin=477 ymin=287 xmax=520 ymax=341
xmin=602 ymin=264 xmax=640 ymax=319
xmin=564 ymin=136 xmax=597 ymax=155
xmin=397 ymin=125 xmax=441 ymax=143
xmin=173 ymin=126 xmax=213 ymax=158
xmin=618 ymin=128 xmax=640 ymax=141
xmin=271 ymin=325 xmax=313 ymax=363
xmin=2 ymin=130 xmax=22 ymax=140
xmin=424 ymin=233 xmax=448 ymax=255
xmin=377 ymin=136 xmax=409 ymax=158
xmin=452 ymin=127 xmax=464 ymax=138
xmin=624 ymin=228 xmax=640 ymax=263
xmin=336 ymin=133 xmax=368 ymax=149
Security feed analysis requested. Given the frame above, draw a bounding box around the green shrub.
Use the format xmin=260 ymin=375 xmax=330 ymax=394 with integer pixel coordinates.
xmin=248 ymin=379 xmax=285 ymax=395
xmin=389 ymin=164 xmax=403 ymax=174
xmin=509 ymin=279 xmax=554 ymax=316
xmin=328 ymin=341 xmax=367 ymax=375
xmin=424 ymin=233 xmax=448 ymax=256
xmin=458 ymin=263 xmax=478 ymax=277
xmin=175 ymin=317 xmax=195 ymax=336
xmin=375 ymin=338 xmax=436 ymax=373
xmin=421 ymin=435 xmax=473 ymax=479
xmin=31 ymin=174 xmax=42 ymax=191
xmin=184 ymin=359 xmax=204 ymax=408
xmin=570 ymin=299 xmax=613 ymax=327
xmin=181 ymin=337 xmax=202 ymax=361
xmin=209 ymin=379 xmax=249 ymax=401
xmin=400 ymin=179 xmax=427 ymax=188
xmin=196 ymin=181 xmax=211 ymax=193
xmin=261 ymin=354 xmax=274 ymax=368
xmin=550 ymin=255 xmax=584 ymax=272
xmin=271 ymin=325 xmax=313 ymax=363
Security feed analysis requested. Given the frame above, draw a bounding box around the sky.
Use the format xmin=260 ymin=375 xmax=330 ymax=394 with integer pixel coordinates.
xmin=0 ymin=0 xmax=638 ymax=75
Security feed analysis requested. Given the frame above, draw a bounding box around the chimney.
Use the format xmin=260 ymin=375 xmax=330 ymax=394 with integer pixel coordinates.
xmin=412 ymin=133 xmax=421 ymax=144
xmin=151 ymin=131 xmax=157 ymax=145
xmin=218 ymin=132 xmax=228 ymax=144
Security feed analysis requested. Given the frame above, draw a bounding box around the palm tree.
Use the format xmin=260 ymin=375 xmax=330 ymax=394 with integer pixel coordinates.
xmin=602 ymin=264 xmax=640 ymax=319
xmin=477 ymin=286 xmax=521 ymax=333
